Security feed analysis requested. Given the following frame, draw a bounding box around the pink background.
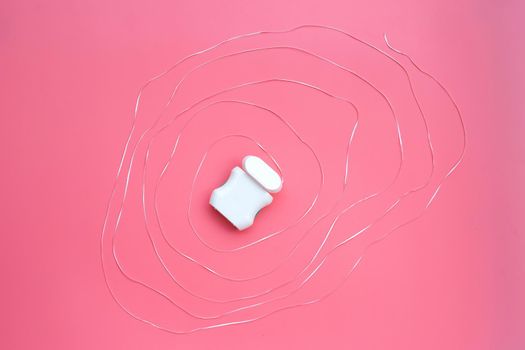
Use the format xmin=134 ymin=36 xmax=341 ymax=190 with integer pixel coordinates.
xmin=1 ymin=0 xmax=524 ymax=349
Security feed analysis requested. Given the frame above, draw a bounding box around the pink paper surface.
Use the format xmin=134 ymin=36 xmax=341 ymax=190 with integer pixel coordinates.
xmin=1 ymin=1 xmax=524 ymax=349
